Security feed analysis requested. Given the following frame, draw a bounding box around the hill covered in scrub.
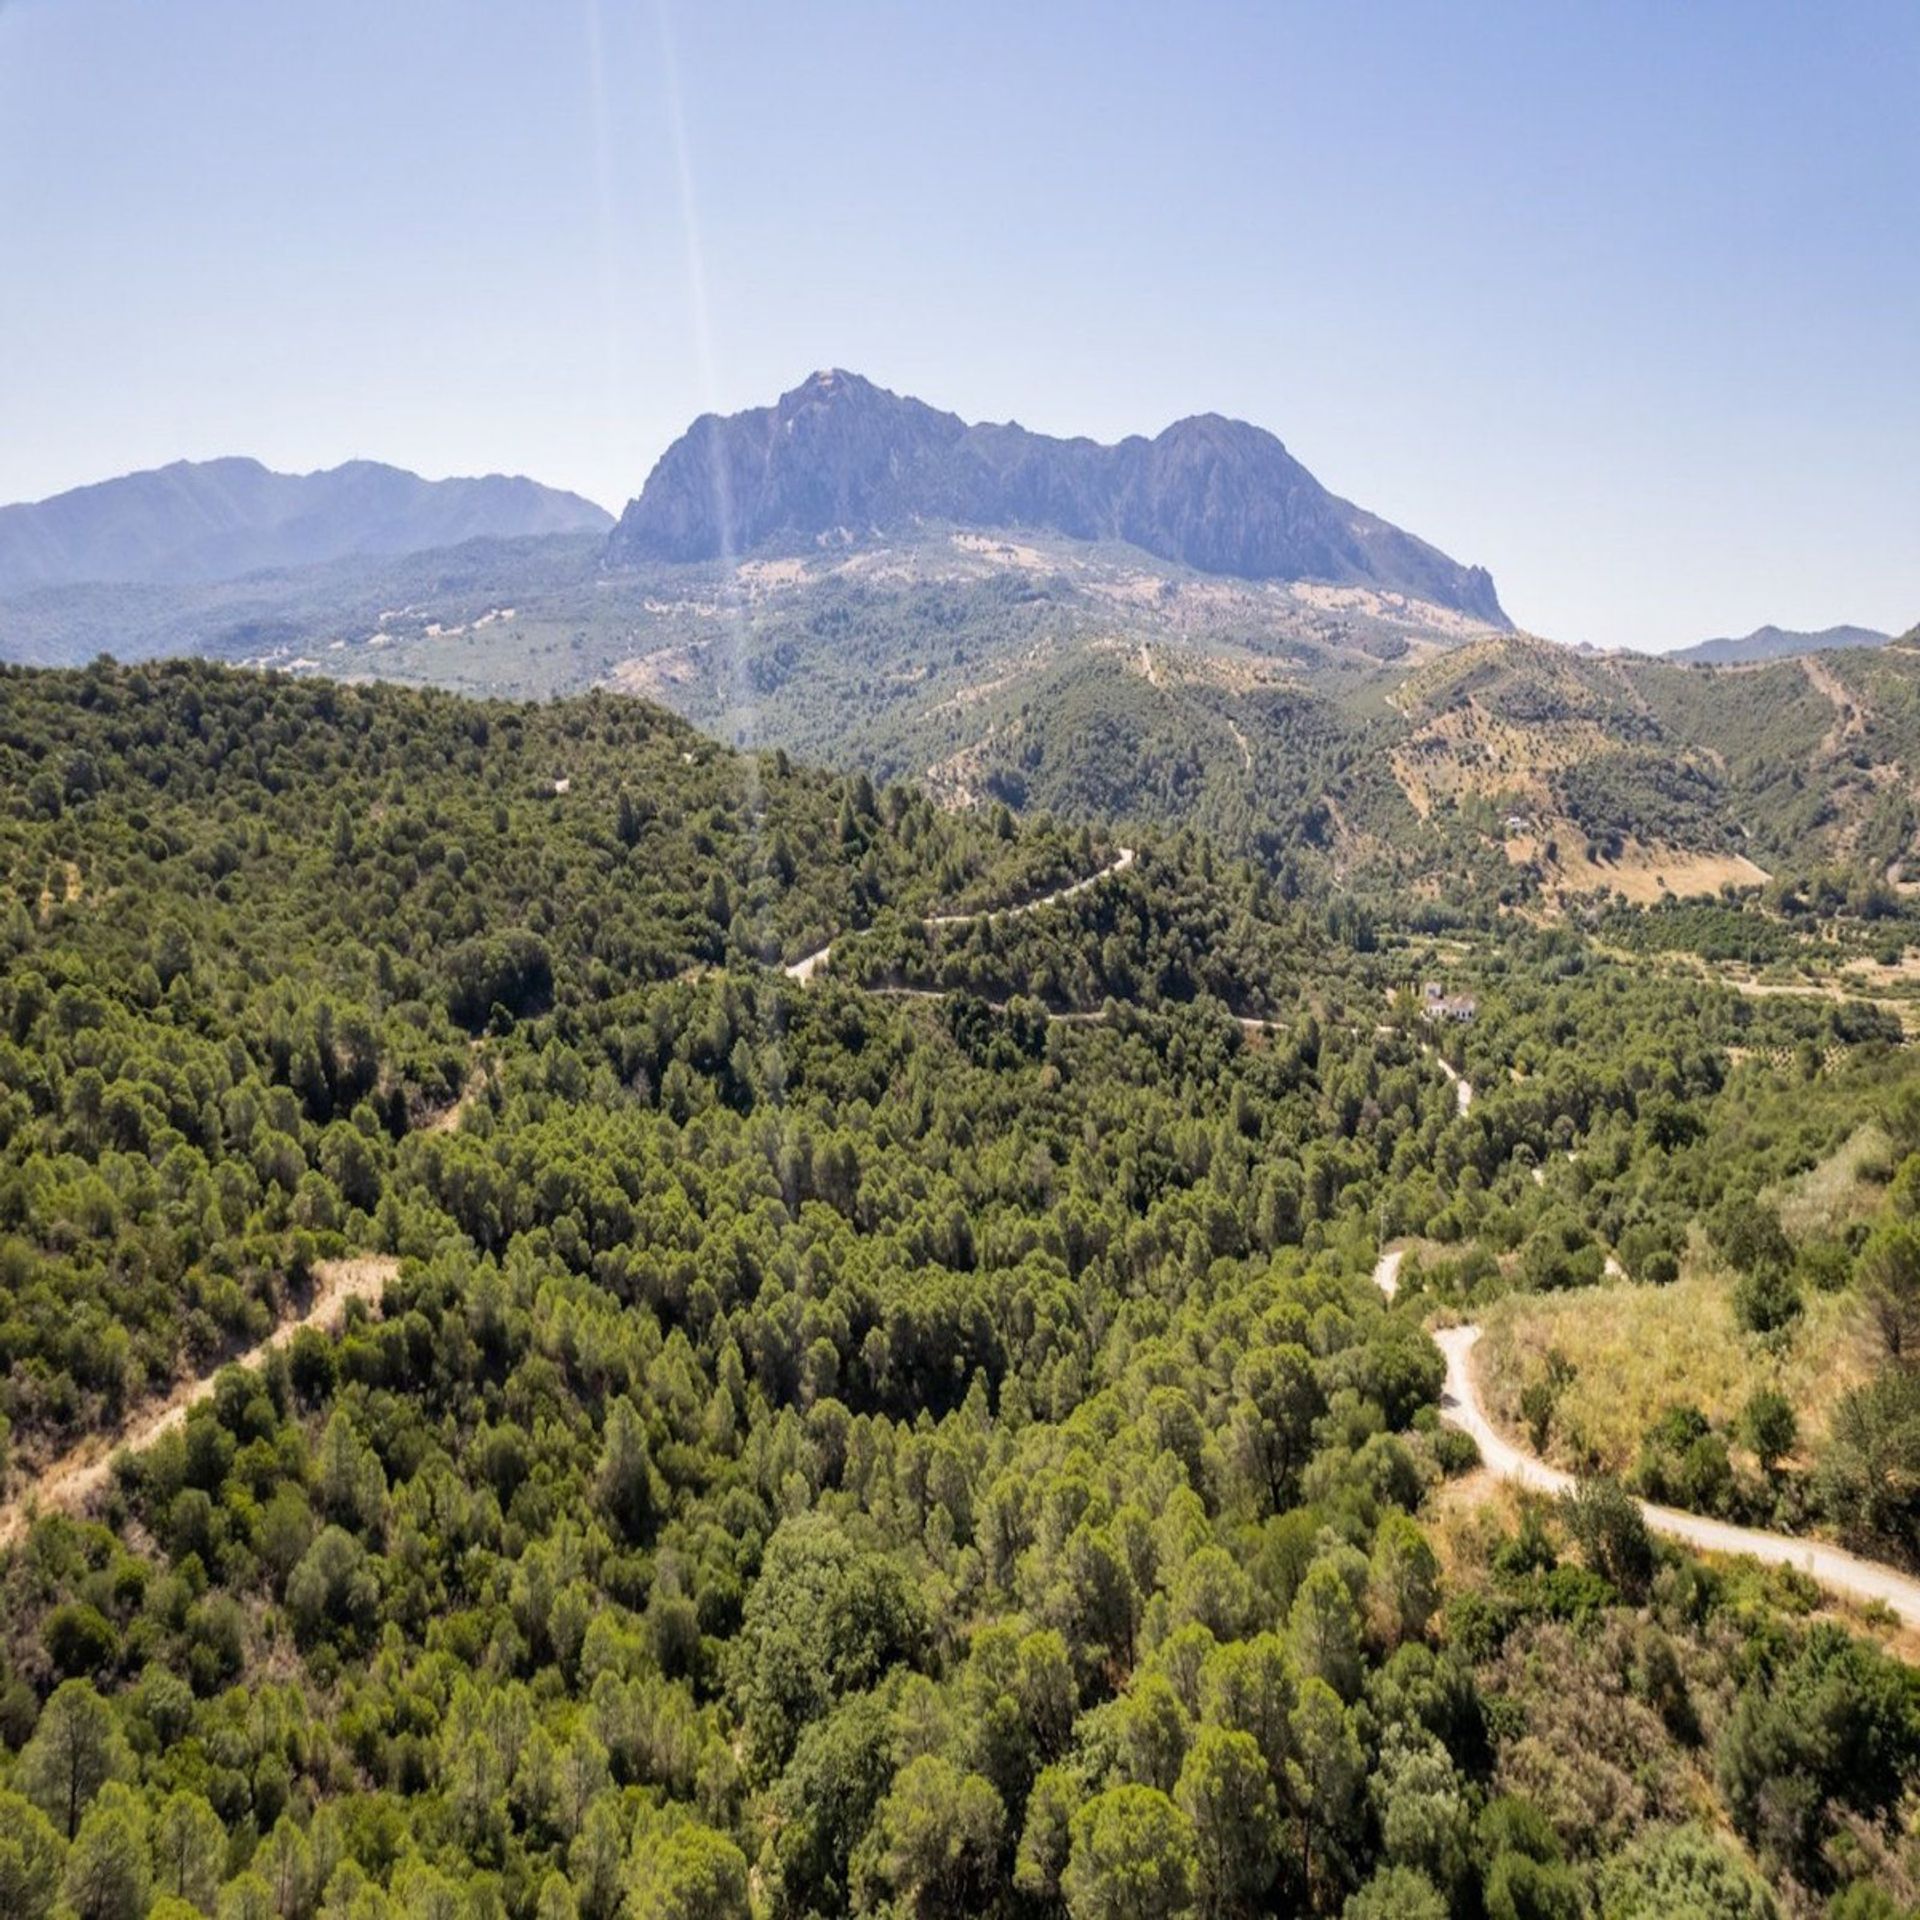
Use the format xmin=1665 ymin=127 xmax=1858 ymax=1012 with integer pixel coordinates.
xmin=4 ymin=660 xmax=1920 ymax=1918
xmin=1370 ymin=632 xmax=1920 ymax=901
xmin=0 ymin=656 xmax=1132 ymax=1454
xmin=10 ymin=547 xmax=1920 ymax=918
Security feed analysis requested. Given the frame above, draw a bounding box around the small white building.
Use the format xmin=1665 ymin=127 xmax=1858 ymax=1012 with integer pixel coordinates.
xmin=1421 ymin=980 xmax=1476 ymax=1023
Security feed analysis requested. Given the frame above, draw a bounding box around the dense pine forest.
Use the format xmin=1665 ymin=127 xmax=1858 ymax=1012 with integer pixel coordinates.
xmin=5 ymin=660 xmax=1920 ymax=1920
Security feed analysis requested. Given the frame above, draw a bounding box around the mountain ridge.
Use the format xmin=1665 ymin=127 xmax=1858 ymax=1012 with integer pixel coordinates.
xmin=606 ymin=369 xmax=1508 ymax=624
xmin=0 ymin=455 xmax=612 ymax=594
xmin=1670 ymin=622 xmax=1891 ymax=665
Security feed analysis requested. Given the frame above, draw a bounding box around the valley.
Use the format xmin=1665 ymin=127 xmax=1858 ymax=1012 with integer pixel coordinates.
xmin=6 ymin=0 xmax=1916 ymax=1911
xmin=7 ymin=378 xmax=1918 ymax=939
xmin=10 ymin=512 xmax=1918 ymax=931
xmin=5 ymin=656 xmax=1920 ymax=1920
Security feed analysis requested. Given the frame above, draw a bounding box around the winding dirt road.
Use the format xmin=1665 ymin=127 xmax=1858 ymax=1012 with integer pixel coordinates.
xmin=1365 ymin=1249 xmax=1920 ymax=1627
xmin=784 ymin=847 xmax=1137 ymax=984
xmin=0 ymin=1255 xmax=396 ymax=1548
xmin=1435 ymin=1317 xmax=1920 ymax=1630
xmin=1433 ymin=1053 xmax=1473 ymax=1115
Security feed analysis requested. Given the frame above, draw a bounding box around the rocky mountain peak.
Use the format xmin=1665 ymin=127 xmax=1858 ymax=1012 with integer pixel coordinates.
xmin=606 ymin=372 xmax=1506 ymax=624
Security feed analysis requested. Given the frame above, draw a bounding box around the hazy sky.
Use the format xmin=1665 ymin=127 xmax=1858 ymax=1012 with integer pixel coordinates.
xmin=2 ymin=1 xmax=1915 ymax=650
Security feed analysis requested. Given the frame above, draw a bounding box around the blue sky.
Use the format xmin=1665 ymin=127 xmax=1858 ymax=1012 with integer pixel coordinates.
xmin=1 ymin=0 xmax=1914 ymax=649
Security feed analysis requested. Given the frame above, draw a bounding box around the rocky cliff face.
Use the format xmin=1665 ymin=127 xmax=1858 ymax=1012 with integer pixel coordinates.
xmin=607 ymin=370 xmax=1507 ymax=624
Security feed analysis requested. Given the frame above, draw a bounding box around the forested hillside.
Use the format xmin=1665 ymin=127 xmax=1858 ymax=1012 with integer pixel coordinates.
xmin=0 ymin=660 xmax=1117 ymax=1458
xmin=7 ymin=508 xmax=1913 ymax=922
xmin=3 ymin=663 xmax=1920 ymax=1920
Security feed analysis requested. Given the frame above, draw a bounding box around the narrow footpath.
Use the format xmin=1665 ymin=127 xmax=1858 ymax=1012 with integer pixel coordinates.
xmin=0 ymin=1256 xmax=397 ymax=1547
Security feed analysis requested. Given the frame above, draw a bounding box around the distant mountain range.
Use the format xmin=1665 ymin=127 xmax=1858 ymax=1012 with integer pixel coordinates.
xmin=22 ymin=388 xmax=1920 ymax=899
xmin=606 ymin=369 xmax=1508 ymax=624
xmin=0 ymin=457 xmax=611 ymax=595
xmin=1670 ymin=623 xmax=1890 ymax=665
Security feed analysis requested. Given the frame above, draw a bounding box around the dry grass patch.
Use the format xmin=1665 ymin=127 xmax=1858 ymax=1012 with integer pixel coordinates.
xmin=1476 ymin=1272 xmax=1878 ymax=1474
xmin=608 ymin=646 xmax=702 ymax=699
xmin=734 ymin=557 xmax=814 ymax=593
xmin=948 ymin=532 xmax=1060 ymax=573
xmin=1424 ymin=1469 xmax=1526 ymax=1593
xmin=1840 ymin=949 xmax=1920 ymax=985
xmin=1771 ymin=1122 xmax=1892 ymax=1241
xmin=1550 ymin=841 xmax=1770 ymax=903
xmin=1507 ymin=828 xmax=1771 ymax=903
xmin=35 ymin=860 xmax=88 ymax=922
xmin=1289 ymin=581 xmax=1501 ymax=641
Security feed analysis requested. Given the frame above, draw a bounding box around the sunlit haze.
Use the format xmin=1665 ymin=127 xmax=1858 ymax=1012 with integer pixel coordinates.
xmin=1 ymin=0 xmax=1915 ymax=648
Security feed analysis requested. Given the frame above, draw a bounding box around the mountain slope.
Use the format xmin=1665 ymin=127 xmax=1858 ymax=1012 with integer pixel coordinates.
xmin=606 ymin=369 xmax=1507 ymax=623
xmin=1376 ymin=632 xmax=1920 ymax=897
xmin=1671 ymin=622 xmax=1889 ymax=665
xmin=16 ymin=655 xmax=1906 ymax=1916
xmin=0 ymin=456 xmax=612 ymax=593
